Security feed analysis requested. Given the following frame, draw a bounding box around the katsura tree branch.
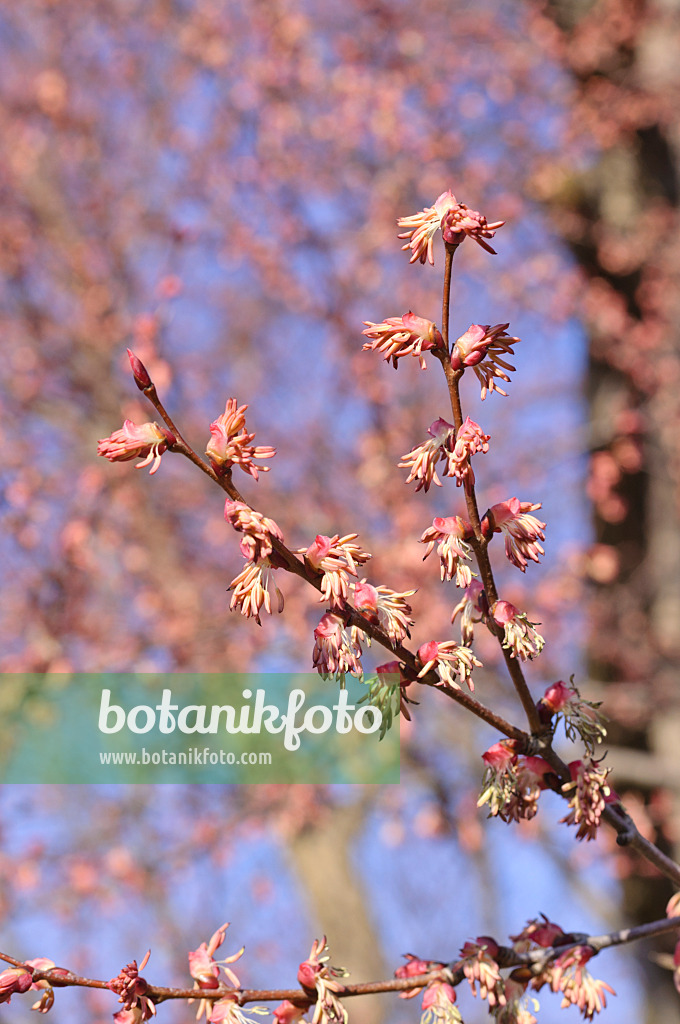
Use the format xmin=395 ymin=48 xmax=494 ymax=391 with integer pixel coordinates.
xmin=435 ymin=244 xmax=542 ymax=735
xmin=2 ymin=917 xmax=679 ymax=1018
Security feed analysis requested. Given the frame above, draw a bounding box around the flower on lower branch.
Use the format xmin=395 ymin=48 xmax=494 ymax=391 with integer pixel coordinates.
xmin=352 ymin=580 xmax=415 ymax=643
xmin=420 ymin=516 xmax=475 ymax=588
xmin=457 ymin=937 xmax=505 ymax=1008
xmin=543 ymin=946 xmax=615 ymax=1020
xmin=209 ymin=999 xmax=270 ymax=1024
xmin=273 ymin=1001 xmax=308 ymax=1024
xmin=560 ymin=759 xmax=616 ymax=841
xmin=0 ymin=968 xmax=33 ymax=1005
xmin=451 ymin=324 xmax=519 ymax=400
xmin=362 ymin=312 xmax=443 ymax=369
xmin=107 ymin=952 xmax=155 ymax=1021
xmin=485 ymin=498 xmax=545 ymax=572
xmin=416 ymin=640 xmax=481 ymax=691
xmin=313 ymin=613 xmax=363 ymax=684
xmin=228 ymin=559 xmax=284 ymax=624
xmin=421 ymin=982 xmax=462 ymax=1024
xmin=303 ymin=534 xmax=371 ymax=610
xmin=298 ymin=938 xmax=348 ymax=1024
xmin=24 ymin=959 xmax=65 ymax=1014
xmin=492 ymin=602 xmax=544 ymax=661
xmin=97 ymin=420 xmax=175 ymax=474
xmin=492 ymin=974 xmax=538 ymax=1024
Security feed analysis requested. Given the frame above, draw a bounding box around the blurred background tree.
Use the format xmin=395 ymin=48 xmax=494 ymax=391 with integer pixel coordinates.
xmin=0 ymin=1 xmax=679 ymax=1022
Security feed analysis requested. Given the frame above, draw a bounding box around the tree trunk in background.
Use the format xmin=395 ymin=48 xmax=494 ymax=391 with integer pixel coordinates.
xmin=536 ymin=1 xmax=680 ymax=1018
xmin=289 ymin=803 xmax=388 ymax=1024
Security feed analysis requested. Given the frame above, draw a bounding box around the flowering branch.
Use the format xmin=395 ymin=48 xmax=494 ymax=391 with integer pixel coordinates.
xmin=1 ymin=917 xmax=679 ymax=1022
xmin=91 ymin=188 xmax=680 ymax=1023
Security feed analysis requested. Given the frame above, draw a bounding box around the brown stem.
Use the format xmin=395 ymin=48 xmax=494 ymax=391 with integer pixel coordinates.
xmin=7 ymin=916 xmax=680 ymax=1008
xmin=436 ymin=247 xmax=541 ymax=734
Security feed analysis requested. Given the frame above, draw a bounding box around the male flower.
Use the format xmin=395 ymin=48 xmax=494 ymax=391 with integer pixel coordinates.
xmin=206 ymin=399 xmax=275 ymax=479
xmin=416 ymin=640 xmax=481 ymax=691
xmin=451 ymin=324 xmax=519 ymax=400
xmin=228 ymin=560 xmax=285 ymax=624
xmin=397 ymin=189 xmax=503 ymax=265
xmin=449 ymin=417 xmax=490 ymax=488
xmin=486 ymin=498 xmax=546 ymax=572
xmin=420 ymin=516 xmax=475 ymax=588
xmin=547 ymin=946 xmax=614 ymax=1020
xmin=107 ymin=952 xmax=155 ymax=1021
xmin=312 ymin=613 xmax=363 ymax=684
xmin=421 ymin=981 xmax=462 ymax=1024
xmin=492 ymin=601 xmax=544 ymax=661
xmin=303 ymin=534 xmax=371 ymax=609
xmin=224 ymin=500 xmax=284 ymax=563
xmin=400 ymin=418 xmax=456 ymax=492
xmin=537 ymin=680 xmax=607 ymax=752
xmin=298 ymin=937 xmax=348 ymax=1024
xmin=451 ymin=580 xmax=487 ymax=644
xmin=362 ymin=313 xmax=443 ymax=369
xmin=440 ymin=203 xmax=505 ymax=254
xmin=97 ymin=421 xmax=175 ymax=475
xmin=560 ymin=759 xmax=615 ymax=841
xmin=352 ymin=580 xmax=415 ymax=644
xmin=458 ymin=937 xmax=505 ymax=1008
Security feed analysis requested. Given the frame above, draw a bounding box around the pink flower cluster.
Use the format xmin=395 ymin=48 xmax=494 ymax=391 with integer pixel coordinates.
xmin=560 ymin=759 xmax=616 ymax=841
xmin=224 ymin=500 xmax=284 ymax=563
xmin=420 ymin=515 xmax=475 ymax=588
xmin=97 ymin=420 xmax=176 ymax=475
xmin=312 ymin=612 xmax=364 ymax=684
xmin=225 ymin=502 xmax=286 ymax=625
xmin=397 ymin=190 xmax=504 ymax=266
xmin=297 ymin=937 xmax=348 ymax=1024
xmin=416 ymin=639 xmax=481 ymax=692
xmin=206 ymin=399 xmax=276 ymax=479
xmin=451 ymin=323 xmax=519 ymax=400
xmin=401 ymin=417 xmax=489 ymax=492
xmin=537 ymin=680 xmax=607 ymax=752
xmin=492 ymin=601 xmax=545 ymax=661
xmin=361 ymin=312 xmax=443 ymax=370
xmin=352 ymin=580 xmax=415 ymax=644
xmin=457 ymin=937 xmax=504 ymax=1008
xmin=478 ymin=741 xmax=554 ymax=822
xmin=486 ymin=498 xmax=546 ymax=573
xmin=304 ymin=534 xmax=371 ymax=609
xmin=107 ymin=952 xmax=155 ymax=1022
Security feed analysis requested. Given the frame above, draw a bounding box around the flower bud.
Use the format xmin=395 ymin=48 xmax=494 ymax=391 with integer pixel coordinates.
xmin=127 ymin=349 xmax=153 ymax=390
